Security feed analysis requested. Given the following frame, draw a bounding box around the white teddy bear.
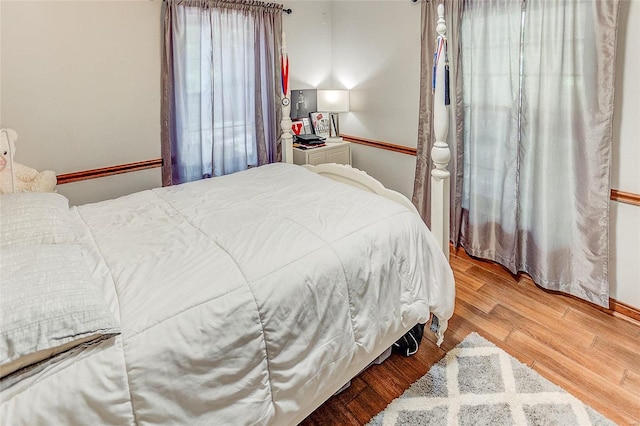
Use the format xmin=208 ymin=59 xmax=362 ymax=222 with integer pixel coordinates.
xmin=0 ymin=129 xmax=57 ymax=194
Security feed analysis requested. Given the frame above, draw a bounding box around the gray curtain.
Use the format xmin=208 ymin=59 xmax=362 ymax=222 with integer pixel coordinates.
xmin=412 ymin=0 xmax=464 ymax=243
xmin=161 ymin=0 xmax=283 ymax=186
xmin=459 ymin=0 xmax=620 ymax=307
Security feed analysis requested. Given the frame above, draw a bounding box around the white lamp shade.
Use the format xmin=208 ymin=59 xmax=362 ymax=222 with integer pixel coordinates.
xmin=316 ymin=90 xmax=350 ymax=112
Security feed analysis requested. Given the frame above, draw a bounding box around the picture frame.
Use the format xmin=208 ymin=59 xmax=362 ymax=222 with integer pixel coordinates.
xmin=291 ymin=120 xmax=304 ymax=136
xmin=301 ymin=118 xmax=312 ymax=134
xmin=290 ymin=89 xmax=317 ymax=120
xmin=329 ymin=114 xmax=339 ymax=137
xmin=309 ymin=112 xmax=331 ymax=138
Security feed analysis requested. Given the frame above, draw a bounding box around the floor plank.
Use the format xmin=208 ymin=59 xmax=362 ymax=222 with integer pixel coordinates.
xmin=333 ymin=376 xmax=368 ymax=406
xmin=506 ymin=329 xmax=640 ymax=421
xmin=490 ymin=304 xmax=625 ymax=384
xmin=592 ymin=336 xmax=640 ymax=375
xmin=344 ymin=386 xmax=389 ymax=424
xmin=304 ymin=396 xmax=361 ymax=426
xmin=454 ymin=299 xmax=513 ymax=341
xmin=532 ymin=362 xmax=637 ymax=426
xmin=490 ymin=303 xmax=597 ymax=354
xmin=564 ymin=307 xmax=640 ymax=349
xmin=300 ymin=253 xmax=640 ymax=425
xmin=623 ymin=369 xmax=640 ymax=397
xmin=475 ymin=272 xmax=569 ymax=319
xmin=455 ymin=280 xmax=497 ymax=314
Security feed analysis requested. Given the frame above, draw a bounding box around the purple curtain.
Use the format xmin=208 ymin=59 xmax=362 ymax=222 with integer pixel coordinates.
xmin=161 ymin=0 xmax=283 ymax=185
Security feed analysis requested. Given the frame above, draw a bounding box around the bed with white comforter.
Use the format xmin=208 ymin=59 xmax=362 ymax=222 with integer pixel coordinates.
xmin=0 ymin=163 xmax=454 ymax=425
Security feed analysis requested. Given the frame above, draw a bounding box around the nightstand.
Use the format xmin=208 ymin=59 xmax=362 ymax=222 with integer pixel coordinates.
xmin=292 ymin=142 xmax=351 ymax=166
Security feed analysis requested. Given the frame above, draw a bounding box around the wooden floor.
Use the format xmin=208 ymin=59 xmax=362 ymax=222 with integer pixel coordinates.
xmin=301 ymin=248 xmax=640 ymax=426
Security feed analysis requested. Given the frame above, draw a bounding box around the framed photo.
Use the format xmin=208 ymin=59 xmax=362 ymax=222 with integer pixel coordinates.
xmin=309 ymin=112 xmax=330 ymax=138
xmin=291 ymin=120 xmax=304 ymax=135
xmin=301 ymin=118 xmax=312 ymax=134
xmin=329 ymin=114 xmax=338 ymax=137
xmin=290 ymin=89 xmax=317 ymax=119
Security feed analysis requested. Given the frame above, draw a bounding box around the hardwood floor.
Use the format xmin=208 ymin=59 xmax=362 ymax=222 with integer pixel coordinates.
xmin=301 ymin=247 xmax=640 ymax=426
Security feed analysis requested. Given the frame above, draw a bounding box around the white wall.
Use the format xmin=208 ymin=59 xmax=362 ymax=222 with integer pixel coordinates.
xmin=282 ymin=1 xmax=332 ymax=90
xmin=0 ymin=0 xmax=162 ymax=205
xmin=330 ymin=1 xmax=421 ymax=199
xmin=332 ymin=1 xmax=421 ymax=147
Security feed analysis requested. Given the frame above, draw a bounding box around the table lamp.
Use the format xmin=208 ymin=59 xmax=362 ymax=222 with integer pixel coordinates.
xmin=317 ymin=90 xmax=350 ymax=142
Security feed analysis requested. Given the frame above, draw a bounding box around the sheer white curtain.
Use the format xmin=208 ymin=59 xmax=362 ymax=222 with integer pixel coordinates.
xmin=162 ymin=1 xmax=282 ymax=185
xmin=460 ymin=0 xmax=619 ymax=307
xmin=460 ymin=0 xmax=522 ymax=255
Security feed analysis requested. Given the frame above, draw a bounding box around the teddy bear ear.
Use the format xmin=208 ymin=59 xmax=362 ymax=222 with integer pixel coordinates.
xmin=1 ymin=128 xmax=18 ymax=143
xmin=1 ymin=129 xmax=18 ymax=150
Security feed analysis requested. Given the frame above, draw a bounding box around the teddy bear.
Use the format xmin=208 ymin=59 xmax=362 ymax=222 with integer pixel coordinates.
xmin=0 ymin=128 xmax=57 ymax=194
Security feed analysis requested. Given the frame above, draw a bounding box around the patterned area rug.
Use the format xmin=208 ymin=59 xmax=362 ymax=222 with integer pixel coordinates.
xmin=368 ymin=333 xmax=614 ymax=426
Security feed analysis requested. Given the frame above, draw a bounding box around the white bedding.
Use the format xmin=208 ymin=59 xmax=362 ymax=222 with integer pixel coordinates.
xmin=0 ymin=163 xmax=454 ymax=425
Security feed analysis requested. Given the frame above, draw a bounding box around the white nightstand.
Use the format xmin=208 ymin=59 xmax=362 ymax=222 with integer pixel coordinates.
xmin=292 ymin=142 xmax=351 ymax=166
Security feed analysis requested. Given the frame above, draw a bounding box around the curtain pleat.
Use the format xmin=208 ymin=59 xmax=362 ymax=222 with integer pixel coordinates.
xmin=161 ymin=5 xmax=177 ymax=186
xmin=412 ymin=0 xmax=436 ymax=228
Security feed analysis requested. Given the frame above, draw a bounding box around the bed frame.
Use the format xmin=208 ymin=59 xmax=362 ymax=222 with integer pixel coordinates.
xmin=280 ymin=5 xmax=451 ymax=259
xmin=301 ymin=163 xmax=420 ymax=216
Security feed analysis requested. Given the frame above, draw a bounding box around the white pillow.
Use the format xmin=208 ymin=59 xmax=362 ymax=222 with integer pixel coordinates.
xmin=0 ymin=245 xmax=120 ymax=379
xmin=0 ymin=192 xmax=77 ymax=247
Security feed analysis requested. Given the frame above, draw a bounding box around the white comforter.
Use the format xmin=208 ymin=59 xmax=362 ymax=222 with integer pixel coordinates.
xmin=0 ymin=163 xmax=454 ymax=425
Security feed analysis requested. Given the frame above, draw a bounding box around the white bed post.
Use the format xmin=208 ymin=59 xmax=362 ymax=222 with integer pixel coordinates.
xmin=280 ymin=32 xmax=294 ymax=164
xmin=431 ymin=4 xmax=451 ymax=260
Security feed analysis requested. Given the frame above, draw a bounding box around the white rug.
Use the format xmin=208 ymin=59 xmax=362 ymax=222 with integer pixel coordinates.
xmin=368 ymin=333 xmax=614 ymax=426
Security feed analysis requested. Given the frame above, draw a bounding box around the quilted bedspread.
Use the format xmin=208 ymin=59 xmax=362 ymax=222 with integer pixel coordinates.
xmin=0 ymin=163 xmax=454 ymax=425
